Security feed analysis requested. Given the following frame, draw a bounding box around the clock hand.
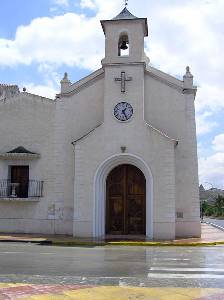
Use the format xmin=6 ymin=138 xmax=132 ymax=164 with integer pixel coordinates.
xmin=122 ymin=109 xmax=127 ymax=119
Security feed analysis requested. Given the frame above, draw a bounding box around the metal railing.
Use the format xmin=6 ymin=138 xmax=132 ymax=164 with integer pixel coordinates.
xmin=0 ymin=180 xmax=43 ymax=198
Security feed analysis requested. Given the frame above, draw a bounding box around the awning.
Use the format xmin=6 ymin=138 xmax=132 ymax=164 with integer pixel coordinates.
xmin=0 ymin=146 xmax=40 ymax=160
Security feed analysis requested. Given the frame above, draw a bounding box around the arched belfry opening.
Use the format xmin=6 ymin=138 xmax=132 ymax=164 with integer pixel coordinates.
xmin=118 ymin=33 xmax=129 ymax=56
xmin=106 ymin=164 xmax=146 ymax=235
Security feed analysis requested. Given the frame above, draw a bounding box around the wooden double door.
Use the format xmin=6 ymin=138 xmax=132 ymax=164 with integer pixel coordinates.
xmin=106 ymin=164 xmax=146 ymax=235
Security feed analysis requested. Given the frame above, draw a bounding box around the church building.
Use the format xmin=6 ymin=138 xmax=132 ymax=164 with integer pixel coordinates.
xmin=0 ymin=7 xmax=201 ymax=239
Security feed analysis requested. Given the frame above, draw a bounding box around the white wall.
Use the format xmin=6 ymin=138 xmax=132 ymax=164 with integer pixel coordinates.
xmin=51 ymin=76 xmax=104 ymax=234
xmin=145 ymin=73 xmax=200 ymax=237
xmin=73 ymin=121 xmax=176 ymax=239
xmin=0 ymin=93 xmax=58 ymax=234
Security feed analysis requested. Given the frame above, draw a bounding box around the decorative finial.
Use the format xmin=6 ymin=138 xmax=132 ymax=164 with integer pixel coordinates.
xmin=60 ymin=71 xmax=71 ymax=93
xmin=23 ymin=87 xmax=26 ymax=92
xmin=124 ymin=0 xmax=128 ymax=7
xmin=63 ymin=72 xmax=68 ymax=80
xmin=183 ymin=65 xmax=193 ymax=88
xmin=61 ymin=72 xmax=70 ymax=83
xmin=185 ymin=66 xmax=193 ymax=78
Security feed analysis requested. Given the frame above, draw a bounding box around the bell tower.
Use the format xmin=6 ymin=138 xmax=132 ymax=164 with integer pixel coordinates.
xmin=100 ymin=7 xmax=149 ymax=127
xmin=101 ymin=7 xmax=148 ymax=65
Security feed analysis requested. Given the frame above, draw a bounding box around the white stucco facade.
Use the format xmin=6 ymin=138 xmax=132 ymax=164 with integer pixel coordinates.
xmin=0 ymin=8 xmax=201 ymax=239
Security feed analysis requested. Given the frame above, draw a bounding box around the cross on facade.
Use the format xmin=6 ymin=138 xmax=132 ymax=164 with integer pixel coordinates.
xmin=124 ymin=0 xmax=128 ymax=7
xmin=114 ymin=71 xmax=132 ymax=93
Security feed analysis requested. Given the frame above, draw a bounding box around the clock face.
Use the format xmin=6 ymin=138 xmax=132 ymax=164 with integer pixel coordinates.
xmin=114 ymin=102 xmax=133 ymax=122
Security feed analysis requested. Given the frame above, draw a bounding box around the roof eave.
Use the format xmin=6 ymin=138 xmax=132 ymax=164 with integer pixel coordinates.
xmin=57 ymin=68 xmax=104 ymax=97
xmin=0 ymin=153 xmax=40 ymax=160
xmin=100 ymin=18 xmax=148 ymax=36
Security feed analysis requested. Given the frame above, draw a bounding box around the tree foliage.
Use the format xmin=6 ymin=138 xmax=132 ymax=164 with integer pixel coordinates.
xmin=202 ymin=195 xmax=224 ymax=218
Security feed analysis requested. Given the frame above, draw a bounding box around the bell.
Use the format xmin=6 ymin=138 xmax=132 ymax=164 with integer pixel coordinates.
xmin=120 ymin=40 xmax=128 ymax=50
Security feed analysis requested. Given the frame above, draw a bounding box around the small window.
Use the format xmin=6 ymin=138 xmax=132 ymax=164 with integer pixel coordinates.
xmin=118 ymin=34 xmax=129 ymax=56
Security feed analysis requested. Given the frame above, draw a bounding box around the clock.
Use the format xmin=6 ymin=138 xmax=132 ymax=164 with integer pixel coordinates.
xmin=114 ymin=102 xmax=133 ymax=122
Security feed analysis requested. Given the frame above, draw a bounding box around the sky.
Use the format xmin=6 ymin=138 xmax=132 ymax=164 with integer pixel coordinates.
xmin=0 ymin=0 xmax=223 ymax=189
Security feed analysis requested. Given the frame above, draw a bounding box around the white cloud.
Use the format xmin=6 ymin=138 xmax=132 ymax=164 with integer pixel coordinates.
xmin=196 ymin=111 xmax=217 ymax=136
xmin=37 ymin=63 xmax=61 ymax=86
xmin=213 ymin=134 xmax=224 ymax=152
xmin=0 ymin=13 xmax=104 ymax=70
xmin=0 ymin=0 xmax=120 ymax=70
xmin=53 ymin=0 xmax=69 ymax=7
xmin=22 ymin=63 xmax=61 ymax=99
xmin=143 ymin=0 xmax=224 ymax=115
xmin=199 ymin=152 xmax=224 ymax=189
xmin=23 ymin=82 xmax=58 ymax=99
xmin=80 ymin=0 xmax=96 ymax=10
xmin=199 ymin=132 xmax=224 ymax=189
xmin=0 ymin=0 xmax=122 ymax=70
xmin=196 ymin=84 xmax=224 ymax=113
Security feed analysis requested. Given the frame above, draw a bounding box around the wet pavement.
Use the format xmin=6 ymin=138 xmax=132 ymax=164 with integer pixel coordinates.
xmin=0 ymin=242 xmax=224 ymax=289
xmin=0 ymin=243 xmax=224 ymax=299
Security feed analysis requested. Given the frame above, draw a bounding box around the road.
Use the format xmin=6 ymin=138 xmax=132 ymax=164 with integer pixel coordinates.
xmin=204 ymin=217 xmax=224 ymax=229
xmin=0 ymin=242 xmax=224 ymax=288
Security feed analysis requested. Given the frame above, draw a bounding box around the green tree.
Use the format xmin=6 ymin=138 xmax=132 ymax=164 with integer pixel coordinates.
xmin=205 ymin=206 xmax=215 ymax=217
xmin=214 ymin=195 xmax=224 ymax=217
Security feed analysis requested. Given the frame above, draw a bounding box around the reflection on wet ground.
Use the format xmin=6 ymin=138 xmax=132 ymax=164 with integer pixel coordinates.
xmin=0 ymin=243 xmax=224 ymax=288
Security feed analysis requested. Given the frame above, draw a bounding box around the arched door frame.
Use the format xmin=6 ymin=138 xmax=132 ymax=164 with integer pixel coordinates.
xmin=93 ymin=153 xmax=153 ymax=239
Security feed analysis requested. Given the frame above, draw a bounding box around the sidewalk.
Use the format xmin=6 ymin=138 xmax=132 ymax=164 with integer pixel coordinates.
xmin=0 ymin=284 xmax=224 ymax=300
xmin=0 ymin=223 xmax=224 ymax=246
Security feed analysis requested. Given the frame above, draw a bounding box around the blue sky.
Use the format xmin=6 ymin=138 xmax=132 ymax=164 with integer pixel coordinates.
xmin=0 ymin=0 xmax=223 ymax=188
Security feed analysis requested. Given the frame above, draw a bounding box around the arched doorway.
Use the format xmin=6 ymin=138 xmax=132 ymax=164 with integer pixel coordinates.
xmin=106 ymin=164 xmax=146 ymax=235
xmin=93 ymin=153 xmax=153 ymax=238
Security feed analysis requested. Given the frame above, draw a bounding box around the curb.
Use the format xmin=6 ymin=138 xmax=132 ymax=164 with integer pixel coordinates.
xmin=0 ymin=239 xmax=49 ymax=244
xmin=50 ymin=240 xmax=224 ymax=247
xmin=1 ymin=238 xmax=224 ymax=247
xmin=0 ymin=239 xmax=224 ymax=247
